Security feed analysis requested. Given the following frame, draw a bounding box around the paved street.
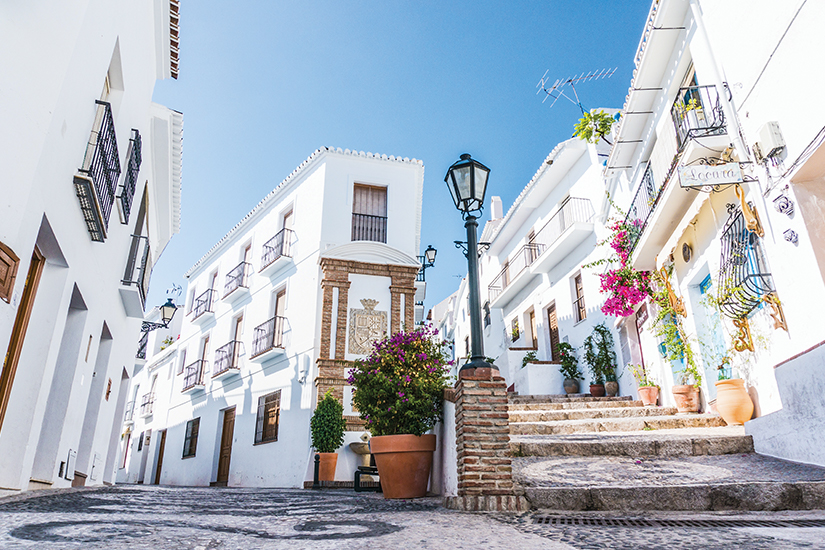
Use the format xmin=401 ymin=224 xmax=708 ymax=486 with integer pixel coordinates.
xmin=1 ymin=486 xmax=825 ymax=549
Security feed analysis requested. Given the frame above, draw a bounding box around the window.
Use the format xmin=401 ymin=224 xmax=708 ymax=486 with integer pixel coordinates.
xmin=464 ymin=336 xmax=469 ymax=357
xmin=137 ymin=431 xmax=144 ymax=452
xmin=546 ymin=303 xmax=560 ymax=362
xmin=255 ymin=391 xmax=281 ymax=444
xmin=483 ymin=301 xmax=491 ymax=327
xmin=529 ymin=310 xmax=537 ymax=349
xmin=573 ymin=273 xmax=586 ymax=323
xmin=177 ymin=348 xmax=187 ymax=375
xmin=511 ymin=318 xmax=520 ymax=341
xmin=352 ymin=184 xmax=387 ymax=242
xmin=182 ymin=417 xmax=200 ymax=458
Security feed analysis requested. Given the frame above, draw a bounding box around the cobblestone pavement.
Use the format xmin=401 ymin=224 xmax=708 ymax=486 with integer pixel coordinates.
xmin=1 ymin=486 xmax=825 ymax=549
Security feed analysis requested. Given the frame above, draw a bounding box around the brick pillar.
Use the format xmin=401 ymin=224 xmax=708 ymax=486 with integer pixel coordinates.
xmin=334 ymin=283 xmax=350 ymax=359
xmin=404 ymin=290 xmax=415 ymax=329
xmin=389 ymin=286 xmax=403 ymax=334
xmin=319 ymin=284 xmax=334 ymax=359
xmin=445 ymin=372 xmax=529 ymax=512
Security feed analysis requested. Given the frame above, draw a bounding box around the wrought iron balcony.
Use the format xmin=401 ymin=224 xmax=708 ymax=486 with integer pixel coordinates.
xmin=671 ymin=85 xmax=727 ymax=151
xmin=224 ymin=261 xmax=251 ymax=299
xmin=192 ymin=289 xmax=216 ymax=322
xmin=139 ymin=393 xmax=155 ymax=417
xmin=623 ymin=163 xmax=660 ymax=257
xmin=251 ymin=316 xmax=286 ymax=361
xmin=351 ymin=213 xmax=387 ymax=243
xmin=260 ymin=228 xmax=294 ymax=275
xmin=182 ymin=360 xmax=207 ymax=392
xmin=136 ymin=331 xmax=148 ymax=360
xmin=122 ymin=235 xmax=151 ymax=311
xmin=488 ymin=243 xmax=545 ymax=302
xmin=124 ymin=401 xmax=135 ymax=423
xmin=73 ymin=100 xmax=121 ymax=242
xmin=118 ymin=129 xmax=142 ymax=224
xmin=416 ymin=256 xmax=426 ymax=282
xmin=213 ymin=340 xmax=242 ymax=379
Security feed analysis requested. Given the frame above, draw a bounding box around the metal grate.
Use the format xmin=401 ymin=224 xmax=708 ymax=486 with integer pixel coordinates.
xmin=533 ymin=516 xmax=825 ymax=528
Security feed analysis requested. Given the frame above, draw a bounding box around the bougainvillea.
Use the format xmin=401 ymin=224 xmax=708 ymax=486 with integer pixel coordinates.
xmin=348 ymin=327 xmax=452 ymax=437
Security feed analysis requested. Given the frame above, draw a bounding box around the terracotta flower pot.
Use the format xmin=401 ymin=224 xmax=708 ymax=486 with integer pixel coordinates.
xmin=672 ymin=384 xmax=700 ymax=413
xmin=637 ymin=386 xmax=659 ymax=406
xmin=589 ymin=384 xmax=606 ymax=397
xmin=370 ymin=434 xmax=436 ymax=499
xmin=563 ymin=378 xmax=580 ymax=394
xmin=715 ymin=379 xmax=754 ymax=425
xmin=605 ymin=380 xmax=619 ymax=397
xmin=317 ymin=452 xmax=338 ymax=482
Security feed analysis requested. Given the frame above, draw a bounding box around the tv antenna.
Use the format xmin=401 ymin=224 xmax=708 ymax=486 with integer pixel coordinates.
xmin=536 ymin=67 xmax=617 ymax=113
xmin=166 ymin=283 xmax=182 ymax=299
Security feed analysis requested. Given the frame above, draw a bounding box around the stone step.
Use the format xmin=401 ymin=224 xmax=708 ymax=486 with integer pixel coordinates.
xmin=510 ymin=427 xmax=753 ymax=457
xmin=509 ymin=400 xmax=644 ymax=411
xmin=509 ymin=394 xmax=634 ymax=404
xmin=515 ymin=453 xmax=825 ymax=511
xmin=510 ymin=414 xmax=727 ymax=436
xmin=509 ymin=405 xmax=678 ymax=423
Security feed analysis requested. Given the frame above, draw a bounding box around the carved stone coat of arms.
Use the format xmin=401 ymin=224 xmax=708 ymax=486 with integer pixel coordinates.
xmin=348 ymin=298 xmax=387 ymax=355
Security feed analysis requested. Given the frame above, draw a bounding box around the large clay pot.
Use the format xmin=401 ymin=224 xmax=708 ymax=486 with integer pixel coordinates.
xmin=370 ymin=434 xmax=436 ymax=499
xmin=605 ymin=381 xmax=619 ymax=397
xmin=563 ymin=378 xmax=580 ymax=394
xmin=317 ymin=452 xmax=338 ymax=482
xmin=672 ymin=384 xmax=700 ymax=413
xmin=589 ymin=384 xmax=606 ymax=397
xmin=637 ymin=386 xmax=659 ymax=406
xmin=715 ymin=379 xmax=754 ymax=425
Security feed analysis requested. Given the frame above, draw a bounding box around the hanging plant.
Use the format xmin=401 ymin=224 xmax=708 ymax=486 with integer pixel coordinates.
xmin=573 ymin=109 xmax=618 ymax=144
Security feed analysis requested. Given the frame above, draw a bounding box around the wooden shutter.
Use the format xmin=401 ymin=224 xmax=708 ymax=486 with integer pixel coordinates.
xmin=547 ymin=303 xmax=560 ymax=361
xmin=263 ymin=391 xmax=280 ymax=442
xmin=190 ymin=418 xmax=200 ymax=455
xmin=0 ymin=241 xmax=20 ymax=304
xmin=352 ymin=184 xmax=387 ymax=216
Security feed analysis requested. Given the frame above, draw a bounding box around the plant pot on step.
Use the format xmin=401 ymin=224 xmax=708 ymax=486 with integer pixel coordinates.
xmin=370 ymin=434 xmax=436 ymax=499
xmin=672 ymin=384 xmax=700 ymax=413
xmin=604 ymin=380 xmax=619 ymax=397
xmin=637 ymin=386 xmax=659 ymax=406
xmin=715 ymin=379 xmax=754 ymax=425
xmin=589 ymin=384 xmax=606 ymax=398
xmin=563 ymin=378 xmax=580 ymax=394
xmin=317 ymin=452 xmax=338 ymax=482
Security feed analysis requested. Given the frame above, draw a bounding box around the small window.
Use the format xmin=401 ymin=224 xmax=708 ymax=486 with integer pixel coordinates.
xmin=352 ymin=184 xmax=388 ymax=243
xmin=137 ymin=431 xmax=145 ymax=452
xmin=182 ymin=417 xmax=200 ymax=458
xmin=574 ymin=273 xmax=587 ymax=323
xmin=464 ymin=336 xmax=470 ymax=357
xmin=255 ymin=391 xmax=281 ymax=444
xmin=177 ymin=348 xmax=187 ymax=375
xmin=511 ymin=318 xmax=520 ymax=341
xmin=483 ymin=302 xmax=491 ymax=327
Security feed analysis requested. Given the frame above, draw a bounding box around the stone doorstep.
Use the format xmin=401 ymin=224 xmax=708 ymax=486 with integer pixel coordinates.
xmin=509 ymin=414 xmax=726 ymax=435
xmin=509 ymin=406 xmax=678 ymax=423
xmin=523 ymin=481 xmax=825 ymax=512
xmin=508 ymin=400 xmax=645 ymax=411
xmin=509 ymin=395 xmax=634 ymax=404
xmin=511 ymin=433 xmax=754 ymax=458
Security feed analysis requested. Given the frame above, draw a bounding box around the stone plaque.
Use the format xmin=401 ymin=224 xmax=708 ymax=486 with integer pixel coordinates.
xmin=348 ymin=298 xmax=387 ymax=355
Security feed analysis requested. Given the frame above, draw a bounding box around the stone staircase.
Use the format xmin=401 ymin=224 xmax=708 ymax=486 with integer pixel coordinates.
xmin=509 ymin=394 xmax=825 ymax=512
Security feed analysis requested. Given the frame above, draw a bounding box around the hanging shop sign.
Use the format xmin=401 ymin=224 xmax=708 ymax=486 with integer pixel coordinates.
xmin=678 ymin=162 xmax=743 ymax=190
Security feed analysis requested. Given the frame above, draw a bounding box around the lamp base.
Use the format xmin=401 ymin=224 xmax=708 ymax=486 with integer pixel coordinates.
xmin=459 ymin=357 xmax=499 ymax=380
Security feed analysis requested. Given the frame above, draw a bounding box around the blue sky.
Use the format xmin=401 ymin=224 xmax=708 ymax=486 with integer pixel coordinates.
xmin=149 ymin=0 xmax=652 ymax=313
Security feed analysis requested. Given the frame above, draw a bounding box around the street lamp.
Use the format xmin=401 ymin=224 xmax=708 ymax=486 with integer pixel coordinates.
xmin=444 ymin=153 xmax=495 ymax=375
xmin=141 ymin=297 xmax=178 ymax=332
xmin=423 ymin=244 xmax=437 ymax=268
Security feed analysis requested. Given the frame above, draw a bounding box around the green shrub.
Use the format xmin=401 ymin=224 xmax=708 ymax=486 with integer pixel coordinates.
xmin=310 ymin=390 xmax=346 ymax=453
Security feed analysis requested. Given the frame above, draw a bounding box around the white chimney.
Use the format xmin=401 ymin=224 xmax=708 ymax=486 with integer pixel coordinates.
xmin=490 ymin=196 xmax=503 ymax=220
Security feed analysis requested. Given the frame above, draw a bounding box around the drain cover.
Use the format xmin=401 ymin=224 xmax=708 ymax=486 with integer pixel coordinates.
xmin=533 ymin=516 xmax=825 ymax=528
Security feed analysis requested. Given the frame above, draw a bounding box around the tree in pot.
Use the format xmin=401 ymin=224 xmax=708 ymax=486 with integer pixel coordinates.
xmin=583 ymin=323 xmax=617 ymax=398
xmin=348 ymin=326 xmax=451 ymax=499
xmin=557 ymin=342 xmax=583 ymax=394
xmin=310 ymin=390 xmax=347 ymax=482
xmin=628 ymin=363 xmax=658 ymax=406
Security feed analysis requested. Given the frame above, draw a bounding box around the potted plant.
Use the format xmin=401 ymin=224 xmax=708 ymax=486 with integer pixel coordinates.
xmin=573 ymin=109 xmax=618 ymax=145
xmin=583 ymin=323 xmax=617 ymax=398
xmin=521 ymin=350 xmax=537 ymax=369
xmin=348 ymin=327 xmax=451 ymax=499
xmin=310 ymin=389 xmax=347 ymax=482
xmin=714 ymin=355 xmax=754 ymax=425
xmin=557 ymin=342 xmax=582 ymax=394
xmin=628 ymin=363 xmax=658 ymax=406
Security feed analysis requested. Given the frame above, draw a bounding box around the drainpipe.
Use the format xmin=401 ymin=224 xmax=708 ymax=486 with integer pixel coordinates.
xmin=688 ymin=0 xmax=749 ymax=161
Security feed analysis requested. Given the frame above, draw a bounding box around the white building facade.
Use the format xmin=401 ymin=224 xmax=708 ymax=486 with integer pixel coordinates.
xmin=0 ymin=0 xmax=183 ymax=493
xmin=119 ymin=148 xmax=426 ymax=488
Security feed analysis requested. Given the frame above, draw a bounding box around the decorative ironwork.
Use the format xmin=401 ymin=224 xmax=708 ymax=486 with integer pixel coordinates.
xmin=118 ymin=129 xmax=142 ymax=224
xmin=454 ymin=241 xmax=491 ymax=258
xmin=658 ymin=266 xmax=686 ymax=317
xmin=416 ymin=256 xmax=427 ymax=282
xmin=251 ymin=316 xmax=286 ymax=358
xmin=213 ymin=340 xmax=242 ymax=377
xmin=735 ymin=185 xmax=764 ymax=237
xmin=488 ymin=243 xmax=546 ymax=302
xmin=783 ymin=229 xmax=798 ymax=245
xmin=623 ymin=163 xmax=662 ymax=255
xmin=763 ymin=293 xmax=788 ymax=332
xmin=224 ymin=262 xmax=251 ymax=297
xmin=192 ymin=289 xmax=216 ymax=320
xmin=670 ymin=84 xmax=727 ymax=151
xmin=261 ymin=228 xmax=294 ymax=271
xmin=139 ymin=393 xmax=155 ymax=416
xmin=717 ymin=202 xmax=775 ymax=319
xmin=182 ymin=360 xmax=206 ymax=392
xmin=123 ymin=234 xmax=151 ymax=309
xmin=351 ymin=213 xmax=387 ymax=243
xmin=136 ymin=331 xmax=148 ymax=360
xmin=732 ymin=317 xmax=754 ymax=352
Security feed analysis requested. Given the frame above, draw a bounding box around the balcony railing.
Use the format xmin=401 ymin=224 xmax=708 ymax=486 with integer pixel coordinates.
xmin=352 ymin=213 xmax=387 ymax=243
xmin=139 ymin=393 xmax=154 ymax=416
xmin=532 ymin=197 xmax=595 ymax=249
xmin=623 ymin=163 xmax=661 ymax=256
xmin=136 ymin=331 xmax=148 ymax=360
xmin=124 ymin=401 xmax=135 ymax=422
xmin=192 ymin=289 xmax=216 ymax=320
xmin=416 ymin=256 xmax=426 ymax=282
xmin=224 ymin=262 xmax=251 ymax=298
xmin=213 ymin=340 xmax=242 ymax=377
xmin=118 ymin=129 xmax=142 ymax=224
xmin=73 ymin=100 xmax=121 ymax=242
xmin=488 ymin=243 xmax=546 ymax=302
xmin=251 ymin=316 xmax=286 ymax=358
xmin=182 ymin=360 xmax=207 ymax=392
xmin=671 ymin=84 xmax=727 ymax=151
xmin=261 ymin=228 xmax=294 ymax=271
xmin=122 ymin=235 xmax=151 ymax=309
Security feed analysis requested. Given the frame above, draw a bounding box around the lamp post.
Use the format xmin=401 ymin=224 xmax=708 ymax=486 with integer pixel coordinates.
xmin=444 ymin=153 xmax=495 ymax=375
xmin=141 ymin=298 xmax=178 ymax=332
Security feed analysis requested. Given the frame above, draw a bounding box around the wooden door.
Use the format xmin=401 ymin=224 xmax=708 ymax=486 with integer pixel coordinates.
xmin=215 ymin=407 xmax=235 ymax=485
xmin=0 ymin=247 xmax=45 ymax=433
xmin=154 ymin=430 xmax=167 ymax=485
xmin=529 ymin=310 xmax=538 ymax=349
xmin=547 ymin=303 xmax=560 ymax=362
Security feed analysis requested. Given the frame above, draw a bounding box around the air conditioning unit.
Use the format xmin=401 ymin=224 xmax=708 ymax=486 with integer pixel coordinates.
xmin=757 ymin=121 xmax=785 ymax=159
